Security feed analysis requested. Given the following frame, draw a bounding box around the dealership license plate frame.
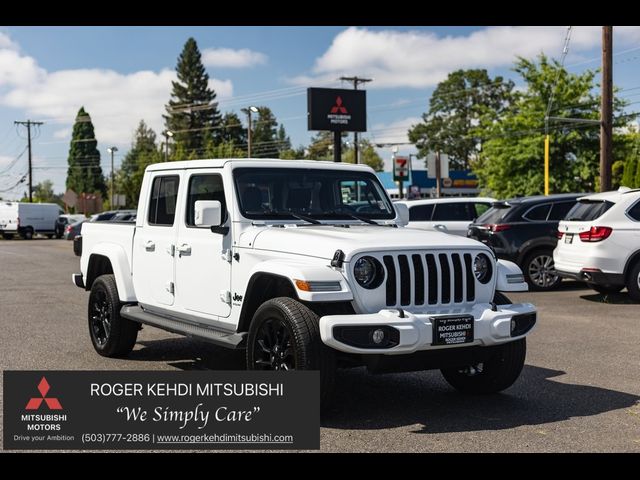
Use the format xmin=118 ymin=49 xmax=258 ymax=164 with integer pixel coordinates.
xmin=432 ymin=315 xmax=474 ymax=346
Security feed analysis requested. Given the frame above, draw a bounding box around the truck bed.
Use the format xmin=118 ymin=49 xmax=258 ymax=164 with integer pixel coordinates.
xmin=80 ymin=221 xmax=136 ymax=276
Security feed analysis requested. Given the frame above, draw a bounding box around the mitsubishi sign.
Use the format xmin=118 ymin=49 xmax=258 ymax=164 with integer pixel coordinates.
xmin=307 ymin=88 xmax=366 ymax=132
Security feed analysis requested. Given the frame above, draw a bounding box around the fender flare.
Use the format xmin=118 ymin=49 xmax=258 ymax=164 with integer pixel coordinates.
xmin=86 ymin=243 xmax=136 ymax=302
xmin=245 ymin=259 xmax=353 ymax=302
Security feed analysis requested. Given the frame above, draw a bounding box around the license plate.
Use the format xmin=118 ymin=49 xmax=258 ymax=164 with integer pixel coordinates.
xmin=432 ymin=315 xmax=474 ymax=346
xmin=565 ymin=234 xmax=574 ymax=244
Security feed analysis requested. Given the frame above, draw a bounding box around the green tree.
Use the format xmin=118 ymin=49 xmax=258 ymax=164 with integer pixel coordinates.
xmin=473 ymin=55 xmax=626 ymax=198
xmin=279 ymin=146 xmax=305 ymax=160
xmin=164 ymin=38 xmax=221 ymax=157
xmin=343 ymin=140 xmax=385 ymax=171
xmin=622 ymin=155 xmax=638 ymax=188
xmin=117 ymin=120 xmax=162 ymax=208
xmin=305 ymin=131 xmax=347 ymax=161
xmin=218 ymin=112 xmax=246 ymax=147
xmin=611 ymin=160 xmax=625 ymax=189
xmin=276 ymin=124 xmax=291 ymax=154
xmin=409 ymin=69 xmax=514 ymax=170
xmin=66 ymin=107 xmax=106 ymax=196
xmin=251 ymin=107 xmax=279 ymax=158
xmin=204 ymin=137 xmax=245 ymax=158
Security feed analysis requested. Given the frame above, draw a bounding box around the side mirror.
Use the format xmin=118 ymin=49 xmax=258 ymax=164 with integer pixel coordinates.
xmin=194 ymin=200 xmax=222 ymax=227
xmin=395 ymin=203 xmax=410 ymax=227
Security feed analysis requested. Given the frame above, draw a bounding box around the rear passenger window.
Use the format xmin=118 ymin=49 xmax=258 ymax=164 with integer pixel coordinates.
xmin=148 ymin=176 xmax=179 ymax=226
xmin=548 ymin=201 xmax=576 ymax=221
xmin=409 ymin=204 xmax=434 ymax=221
xmin=628 ymin=200 xmax=640 ymax=221
xmin=186 ymin=174 xmax=227 ymax=227
xmin=432 ymin=202 xmax=475 ymax=221
xmin=523 ymin=204 xmax=550 ymax=221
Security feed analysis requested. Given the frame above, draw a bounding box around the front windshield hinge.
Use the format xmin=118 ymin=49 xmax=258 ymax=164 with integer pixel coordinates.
xmin=330 ymin=249 xmax=345 ymax=269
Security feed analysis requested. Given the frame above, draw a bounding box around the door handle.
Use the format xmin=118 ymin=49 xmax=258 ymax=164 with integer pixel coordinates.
xmin=144 ymin=240 xmax=155 ymax=252
xmin=177 ymin=243 xmax=191 ymax=257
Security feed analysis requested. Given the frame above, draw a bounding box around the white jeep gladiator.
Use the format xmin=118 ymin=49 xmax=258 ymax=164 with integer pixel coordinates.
xmin=73 ymin=159 xmax=536 ymax=400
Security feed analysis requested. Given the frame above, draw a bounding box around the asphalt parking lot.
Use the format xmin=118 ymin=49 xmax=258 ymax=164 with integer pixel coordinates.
xmin=1 ymin=238 xmax=639 ymax=452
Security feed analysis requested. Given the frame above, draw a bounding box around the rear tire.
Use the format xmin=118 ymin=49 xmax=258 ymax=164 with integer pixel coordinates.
xmin=2 ymin=233 xmax=12 ymax=240
xmin=588 ymin=283 xmax=623 ymax=295
xmin=441 ymin=338 xmax=526 ymax=394
xmin=46 ymin=234 xmax=54 ymax=239
xmin=626 ymin=261 xmax=640 ymax=302
xmin=88 ymin=274 xmax=139 ymax=357
xmin=247 ymin=297 xmax=336 ymax=406
xmin=523 ymin=249 xmax=561 ymax=291
xmin=21 ymin=227 xmax=34 ymax=240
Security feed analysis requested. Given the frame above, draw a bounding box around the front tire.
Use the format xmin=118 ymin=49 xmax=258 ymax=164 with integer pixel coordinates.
xmin=626 ymin=261 xmax=640 ymax=302
xmin=523 ymin=249 xmax=561 ymax=291
xmin=88 ymin=274 xmax=138 ymax=357
xmin=247 ymin=297 xmax=335 ymax=404
xmin=441 ymin=338 xmax=526 ymax=394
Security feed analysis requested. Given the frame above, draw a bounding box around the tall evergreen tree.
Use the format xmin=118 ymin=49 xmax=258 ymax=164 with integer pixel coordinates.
xmin=276 ymin=124 xmax=291 ymax=153
xmin=219 ymin=112 xmax=247 ymax=147
xmin=117 ymin=120 xmax=162 ymax=207
xmin=66 ymin=107 xmax=106 ymax=196
xmin=164 ymin=37 xmax=221 ymax=158
xmin=251 ymin=107 xmax=279 ymax=158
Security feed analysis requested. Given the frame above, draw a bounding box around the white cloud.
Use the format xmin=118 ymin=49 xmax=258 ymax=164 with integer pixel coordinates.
xmin=0 ymin=35 xmax=234 ymax=145
xmin=202 ymin=47 xmax=267 ymax=68
xmin=53 ymin=128 xmax=71 ymax=140
xmin=368 ymin=116 xmax=421 ymax=170
xmin=0 ymin=31 xmax=17 ymax=49
xmin=292 ymin=26 xmax=640 ymax=89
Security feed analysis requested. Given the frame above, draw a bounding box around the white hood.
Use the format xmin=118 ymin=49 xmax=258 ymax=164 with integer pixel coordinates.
xmin=244 ymin=225 xmax=489 ymax=261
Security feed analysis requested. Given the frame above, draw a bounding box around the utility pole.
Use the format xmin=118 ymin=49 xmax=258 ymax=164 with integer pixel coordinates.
xmin=339 ymin=76 xmax=372 ymax=164
xmin=242 ymin=106 xmax=258 ymax=158
xmin=600 ymin=26 xmax=613 ymax=192
xmin=14 ymin=120 xmax=44 ymax=203
xmin=107 ymin=147 xmax=118 ymax=208
xmin=435 ymin=151 xmax=442 ymax=198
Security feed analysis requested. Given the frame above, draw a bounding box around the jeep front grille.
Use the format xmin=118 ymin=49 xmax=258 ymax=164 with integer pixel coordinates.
xmin=382 ymin=253 xmax=476 ymax=307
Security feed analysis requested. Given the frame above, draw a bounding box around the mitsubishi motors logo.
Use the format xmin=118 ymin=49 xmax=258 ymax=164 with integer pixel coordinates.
xmin=330 ymin=96 xmax=348 ymax=114
xmin=327 ymin=96 xmax=351 ymax=125
xmin=25 ymin=376 xmax=63 ymax=410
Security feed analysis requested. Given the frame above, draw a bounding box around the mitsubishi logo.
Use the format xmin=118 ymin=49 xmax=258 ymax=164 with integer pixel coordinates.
xmin=330 ymin=96 xmax=348 ymax=114
xmin=25 ymin=376 xmax=63 ymax=410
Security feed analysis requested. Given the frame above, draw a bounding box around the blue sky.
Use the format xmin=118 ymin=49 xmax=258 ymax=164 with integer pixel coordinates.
xmin=1 ymin=26 xmax=640 ymax=199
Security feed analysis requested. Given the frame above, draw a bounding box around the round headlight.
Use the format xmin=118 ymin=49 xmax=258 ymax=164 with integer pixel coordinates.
xmin=353 ymin=256 xmax=383 ymax=289
xmin=473 ymin=253 xmax=492 ymax=284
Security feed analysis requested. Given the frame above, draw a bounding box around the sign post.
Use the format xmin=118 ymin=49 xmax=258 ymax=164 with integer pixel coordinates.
xmin=393 ymin=155 xmax=410 ymax=199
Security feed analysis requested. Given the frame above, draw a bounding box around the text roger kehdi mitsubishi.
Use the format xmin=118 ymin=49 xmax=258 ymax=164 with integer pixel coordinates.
xmin=72 ymin=159 xmax=537 ymax=402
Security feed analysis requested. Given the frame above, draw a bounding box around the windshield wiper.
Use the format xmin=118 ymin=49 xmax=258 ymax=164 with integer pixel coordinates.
xmin=261 ymin=209 xmax=322 ymax=225
xmin=325 ymin=209 xmax=380 ymax=225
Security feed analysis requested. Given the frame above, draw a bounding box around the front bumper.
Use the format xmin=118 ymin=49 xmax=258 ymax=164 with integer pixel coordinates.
xmin=319 ymin=302 xmax=536 ymax=354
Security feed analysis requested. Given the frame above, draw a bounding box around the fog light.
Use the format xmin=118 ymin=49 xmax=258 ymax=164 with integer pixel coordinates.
xmin=372 ymin=329 xmax=385 ymax=344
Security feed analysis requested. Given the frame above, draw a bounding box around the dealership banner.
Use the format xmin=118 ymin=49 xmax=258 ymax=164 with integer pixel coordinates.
xmin=3 ymin=371 xmax=319 ymax=450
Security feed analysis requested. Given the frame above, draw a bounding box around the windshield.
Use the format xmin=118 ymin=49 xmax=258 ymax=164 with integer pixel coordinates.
xmin=476 ymin=203 xmax=512 ymax=224
xmin=565 ymin=200 xmax=614 ymax=221
xmin=233 ymin=167 xmax=395 ymax=221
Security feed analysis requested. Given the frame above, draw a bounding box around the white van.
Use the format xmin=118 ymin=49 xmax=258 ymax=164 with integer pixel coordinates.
xmin=0 ymin=202 xmax=63 ymax=239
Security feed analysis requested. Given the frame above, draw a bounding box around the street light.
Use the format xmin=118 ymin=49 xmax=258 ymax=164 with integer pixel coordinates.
xmin=241 ymin=106 xmax=259 ymax=158
xmin=162 ymin=130 xmax=174 ymax=162
xmin=107 ymin=146 xmax=118 ymax=208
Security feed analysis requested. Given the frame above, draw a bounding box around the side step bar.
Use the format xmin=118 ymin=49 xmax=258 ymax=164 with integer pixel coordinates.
xmin=120 ymin=305 xmax=246 ymax=350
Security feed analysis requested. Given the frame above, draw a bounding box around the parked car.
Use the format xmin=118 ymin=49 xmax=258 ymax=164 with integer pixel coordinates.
xmin=396 ymin=197 xmax=495 ymax=236
xmin=64 ymin=218 xmax=88 ymax=240
xmin=55 ymin=214 xmax=86 ymax=238
xmin=0 ymin=202 xmax=63 ymax=239
xmin=110 ymin=210 xmax=137 ymax=222
xmin=89 ymin=209 xmax=136 ymax=222
xmin=467 ymin=193 xmax=583 ymax=291
xmin=73 ymin=159 xmax=536 ymax=404
xmin=554 ymin=187 xmax=640 ymax=299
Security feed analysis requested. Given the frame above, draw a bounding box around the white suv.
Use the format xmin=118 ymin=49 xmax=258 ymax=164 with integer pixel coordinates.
xmin=396 ymin=197 xmax=496 ymax=236
xmin=554 ymin=187 xmax=640 ymax=299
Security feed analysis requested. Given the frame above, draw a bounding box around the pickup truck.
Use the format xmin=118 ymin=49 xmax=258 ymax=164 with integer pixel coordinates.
xmin=73 ymin=159 xmax=536 ymax=402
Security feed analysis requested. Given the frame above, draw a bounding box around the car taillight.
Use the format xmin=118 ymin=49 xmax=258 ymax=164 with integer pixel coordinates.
xmin=65 ymin=225 xmax=72 ymax=233
xmin=485 ymin=224 xmax=510 ymax=232
xmin=556 ymin=229 xmax=564 ymax=239
xmin=579 ymin=226 xmax=612 ymax=242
